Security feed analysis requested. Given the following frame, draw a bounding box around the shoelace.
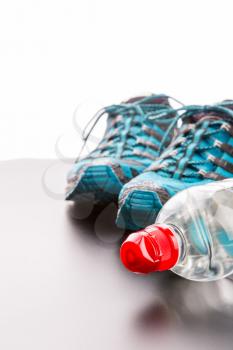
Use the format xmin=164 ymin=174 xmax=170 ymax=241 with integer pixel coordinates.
xmin=147 ymin=103 xmax=233 ymax=179
xmin=77 ymin=94 xmax=183 ymax=160
xmin=148 ymin=103 xmax=233 ymax=156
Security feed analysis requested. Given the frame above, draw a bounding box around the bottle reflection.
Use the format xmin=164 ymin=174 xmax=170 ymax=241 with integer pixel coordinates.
xmin=136 ymin=273 xmax=233 ymax=334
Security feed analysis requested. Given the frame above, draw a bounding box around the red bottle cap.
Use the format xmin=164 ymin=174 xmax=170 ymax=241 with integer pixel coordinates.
xmin=120 ymin=224 xmax=179 ymax=274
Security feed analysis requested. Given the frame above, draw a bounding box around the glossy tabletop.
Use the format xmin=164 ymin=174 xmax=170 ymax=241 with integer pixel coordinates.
xmin=0 ymin=159 xmax=233 ymax=350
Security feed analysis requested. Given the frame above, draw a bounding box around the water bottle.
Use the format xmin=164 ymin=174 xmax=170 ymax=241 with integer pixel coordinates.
xmin=120 ymin=179 xmax=233 ymax=282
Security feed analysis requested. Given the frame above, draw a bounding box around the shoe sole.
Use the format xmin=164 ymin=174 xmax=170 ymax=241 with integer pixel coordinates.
xmin=116 ymin=189 xmax=164 ymax=230
xmin=66 ymin=164 xmax=123 ymax=204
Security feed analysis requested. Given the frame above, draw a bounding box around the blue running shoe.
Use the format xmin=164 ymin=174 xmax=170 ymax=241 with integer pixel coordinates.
xmin=66 ymin=94 xmax=179 ymax=204
xmin=117 ymin=101 xmax=233 ymax=230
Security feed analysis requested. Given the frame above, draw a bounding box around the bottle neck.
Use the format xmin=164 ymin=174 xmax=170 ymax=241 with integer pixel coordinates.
xmin=120 ymin=223 xmax=182 ymax=274
xmin=165 ymin=224 xmax=186 ymax=266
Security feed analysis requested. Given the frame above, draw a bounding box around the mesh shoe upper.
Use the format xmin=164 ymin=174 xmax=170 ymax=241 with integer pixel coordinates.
xmin=148 ymin=102 xmax=233 ymax=182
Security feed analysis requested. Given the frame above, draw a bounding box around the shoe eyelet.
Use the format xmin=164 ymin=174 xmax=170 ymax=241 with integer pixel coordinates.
xmin=221 ymin=123 xmax=230 ymax=131
xmin=208 ymin=154 xmax=215 ymax=162
xmin=214 ymin=140 xmax=222 ymax=148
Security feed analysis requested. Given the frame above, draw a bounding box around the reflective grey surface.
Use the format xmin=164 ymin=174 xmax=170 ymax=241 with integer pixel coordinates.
xmin=1 ymin=159 xmax=233 ymax=350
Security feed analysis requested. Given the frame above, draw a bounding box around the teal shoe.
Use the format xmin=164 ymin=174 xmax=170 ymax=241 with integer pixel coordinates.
xmin=66 ymin=94 xmax=179 ymax=204
xmin=117 ymin=101 xmax=233 ymax=230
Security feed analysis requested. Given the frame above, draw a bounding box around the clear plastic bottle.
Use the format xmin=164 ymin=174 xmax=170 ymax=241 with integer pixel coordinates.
xmin=120 ymin=179 xmax=233 ymax=282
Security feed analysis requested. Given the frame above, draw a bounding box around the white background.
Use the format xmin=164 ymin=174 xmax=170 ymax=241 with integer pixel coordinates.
xmin=1 ymin=0 xmax=233 ymax=160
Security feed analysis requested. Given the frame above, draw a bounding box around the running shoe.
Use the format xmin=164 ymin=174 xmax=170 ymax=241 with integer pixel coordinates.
xmin=116 ymin=101 xmax=233 ymax=230
xmin=66 ymin=94 xmax=178 ymax=204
